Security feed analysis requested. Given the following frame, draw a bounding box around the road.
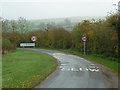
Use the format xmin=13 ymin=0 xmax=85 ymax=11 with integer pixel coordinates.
xmin=26 ymin=48 xmax=118 ymax=88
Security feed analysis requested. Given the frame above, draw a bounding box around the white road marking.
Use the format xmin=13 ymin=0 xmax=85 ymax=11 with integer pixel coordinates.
xmin=54 ymin=52 xmax=100 ymax=72
xmin=53 ymin=53 xmax=66 ymax=56
xmin=71 ymin=68 xmax=74 ymax=71
xmin=59 ymin=67 xmax=99 ymax=72
xmin=67 ymin=68 xmax=70 ymax=71
xmin=80 ymin=58 xmax=84 ymax=59
xmin=79 ymin=68 xmax=82 ymax=71
xmin=94 ymin=69 xmax=99 ymax=72
xmin=60 ymin=68 xmax=65 ymax=71
xmin=61 ymin=64 xmax=67 ymax=66
xmin=85 ymin=68 xmax=89 ymax=71
xmin=89 ymin=69 xmax=95 ymax=72
xmin=60 ymin=66 xmax=63 ymax=68
xmin=90 ymin=64 xmax=95 ymax=65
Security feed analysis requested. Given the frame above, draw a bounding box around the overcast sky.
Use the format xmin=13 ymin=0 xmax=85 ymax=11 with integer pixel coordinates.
xmin=0 ymin=0 xmax=119 ymax=20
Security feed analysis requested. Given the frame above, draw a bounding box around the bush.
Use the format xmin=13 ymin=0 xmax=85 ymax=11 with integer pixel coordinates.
xmin=2 ymin=38 xmax=16 ymax=54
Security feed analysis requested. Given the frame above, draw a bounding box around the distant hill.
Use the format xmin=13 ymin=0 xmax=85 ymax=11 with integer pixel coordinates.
xmin=28 ymin=16 xmax=106 ymax=31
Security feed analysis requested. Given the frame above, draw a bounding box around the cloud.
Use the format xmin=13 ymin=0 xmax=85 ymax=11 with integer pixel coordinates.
xmin=0 ymin=0 xmax=119 ymax=3
xmin=1 ymin=0 xmax=118 ymax=19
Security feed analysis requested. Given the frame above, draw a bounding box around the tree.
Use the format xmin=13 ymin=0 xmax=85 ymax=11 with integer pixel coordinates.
xmin=17 ymin=17 xmax=29 ymax=34
xmin=106 ymin=15 xmax=119 ymax=58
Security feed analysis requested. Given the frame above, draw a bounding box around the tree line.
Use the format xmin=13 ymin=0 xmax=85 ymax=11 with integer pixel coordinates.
xmin=2 ymin=15 xmax=119 ymax=61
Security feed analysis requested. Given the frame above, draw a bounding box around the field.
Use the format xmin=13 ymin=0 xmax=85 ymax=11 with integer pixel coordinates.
xmin=2 ymin=49 xmax=57 ymax=88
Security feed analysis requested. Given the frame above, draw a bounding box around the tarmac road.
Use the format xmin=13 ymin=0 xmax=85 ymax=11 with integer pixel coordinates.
xmin=25 ymin=48 xmax=118 ymax=88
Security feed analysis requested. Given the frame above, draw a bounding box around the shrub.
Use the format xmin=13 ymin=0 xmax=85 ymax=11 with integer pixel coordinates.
xmin=2 ymin=38 xmax=16 ymax=54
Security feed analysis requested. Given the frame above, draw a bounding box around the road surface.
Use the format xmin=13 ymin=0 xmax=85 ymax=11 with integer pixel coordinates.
xmin=25 ymin=48 xmax=118 ymax=88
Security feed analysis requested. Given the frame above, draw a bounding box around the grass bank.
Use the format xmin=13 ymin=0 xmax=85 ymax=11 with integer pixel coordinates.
xmin=2 ymin=49 xmax=57 ymax=88
xmin=0 ymin=55 xmax=2 ymax=89
xmin=38 ymin=47 xmax=119 ymax=76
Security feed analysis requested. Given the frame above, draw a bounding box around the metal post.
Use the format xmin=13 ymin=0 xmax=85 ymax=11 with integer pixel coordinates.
xmin=34 ymin=42 xmax=35 ymax=48
xmin=84 ymin=42 xmax=86 ymax=55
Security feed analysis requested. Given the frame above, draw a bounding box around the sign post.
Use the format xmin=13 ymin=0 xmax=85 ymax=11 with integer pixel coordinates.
xmin=83 ymin=41 xmax=85 ymax=55
xmin=82 ymin=36 xmax=87 ymax=55
xmin=31 ymin=36 xmax=37 ymax=48
xmin=20 ymin=43 xmax=35 ymax=50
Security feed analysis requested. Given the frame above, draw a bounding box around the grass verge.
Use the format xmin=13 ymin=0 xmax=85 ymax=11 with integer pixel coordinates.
xmin=0 ymin=55 xmax=2 ymax=89
xmin=2 ymin=49 xmax=57 ymax=88
xmin=38 ymin=47 xmax=119 ymax=76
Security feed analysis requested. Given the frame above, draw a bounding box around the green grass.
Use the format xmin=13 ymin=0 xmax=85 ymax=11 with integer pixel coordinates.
xmin=38 ymin=47 xmax=119 ymax=76
xmin=0 ymin=55 xmax=2 ymax=90
xmin=2 ymin=49 xmax=57 ymax=88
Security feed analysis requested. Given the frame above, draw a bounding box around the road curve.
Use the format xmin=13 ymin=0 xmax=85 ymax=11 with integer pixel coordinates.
xmin=25 ymin=48 xmax=118 ymax=88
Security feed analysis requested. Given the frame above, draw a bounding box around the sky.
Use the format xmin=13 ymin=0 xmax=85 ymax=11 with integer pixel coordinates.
xmin=0 ymin=0 xmax=119 ymax=20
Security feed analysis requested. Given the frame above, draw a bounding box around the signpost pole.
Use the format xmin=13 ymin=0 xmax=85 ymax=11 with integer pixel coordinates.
xmin=31 ymin=36 xmax=37 ymax=48
xmin=82 ymin=36 xmax=87 ymax=55
xmin=34 ymin=42 xmax=35 ymax=48
xmin=84 ymin=42 xmax=85 ymax=55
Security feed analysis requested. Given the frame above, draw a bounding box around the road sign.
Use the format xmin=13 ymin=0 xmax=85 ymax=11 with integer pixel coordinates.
xmin=82 ymin=36 xmax=87 ymax=42
xmin=20 ymin=43 xmax=35 ymax=47
xmin=82 ymin=36 xmax=87 ymax=55
xmin=31 ymin=36 xmax=37 ymax=42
